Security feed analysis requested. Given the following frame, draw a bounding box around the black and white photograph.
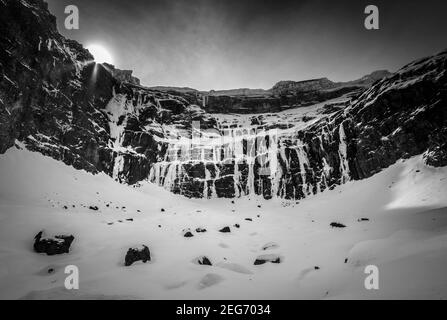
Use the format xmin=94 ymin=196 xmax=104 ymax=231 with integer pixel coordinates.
xmin=0 ymin=0 xmax=446 ymax=304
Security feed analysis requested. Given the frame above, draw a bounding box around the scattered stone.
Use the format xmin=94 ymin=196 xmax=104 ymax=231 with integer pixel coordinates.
xmin=124 ymin=245 xmax=151 ymax=266
xmin=33 ymin=231 xmax=74 ymax=256
xmin=357 ymin=218 xmax=370 ymax=222
xmin=195 ymin=228 xmax=207 ymax=233
xmin=254 ymin=254 xmax=282 ymax=265
xmin=234 ymin=224 xmax=240 ymax=228
xmin=330 ymin=222 xmax=346 ymax=228
xmin=161 ymin=208 xmax=165 ymax=212
xmin=197 ymin=256 xmax=212 ymax=266
xmin=184 ymin=231 xmax=194 ymax=238
xmin=231 ymin=201 xmax=235 ymax=204
xmin=257 ymin=205 xmax=262 ymax=208
xmin=137 ymin=210 xmax=141 ymax=212
xmin=48 ymin=268 xmax=55 ymax=274
xmin=219 ymin=226 xmax=231 ymax=233
xmin=344 ymin=258 xmax=348 ymax=264
xmin=314 ymin=266 xmax=320 ymax=270
xmin=107 ymin=222 xmax=114 ymax=225
xmin=126 ymin=218 xmax=134 ymax=222
xmin=158 ymin=225 xmax=162 ymax=228
xmin=257 ymin=215 xmax=261 ymax=218
xmin=63 ymin=206 xmax=68 ymax=210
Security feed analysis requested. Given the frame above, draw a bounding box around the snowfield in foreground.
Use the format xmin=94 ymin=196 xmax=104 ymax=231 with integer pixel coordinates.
xmin=0 ymin=147 xmax=447 ymax=299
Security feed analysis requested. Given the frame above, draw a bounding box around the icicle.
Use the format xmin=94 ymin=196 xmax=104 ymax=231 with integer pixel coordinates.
xmin=295 ymin=141 xmax=310 ymax=196
xmin=268 ymin=131 xmax=280 ymax=197
xmin=338 ymin=122 xmax=350 ymax=184
xmin=112 ymin=154 xmax=125 ymax=182
xmin=204 ymin=164 xmax=211 ymax=199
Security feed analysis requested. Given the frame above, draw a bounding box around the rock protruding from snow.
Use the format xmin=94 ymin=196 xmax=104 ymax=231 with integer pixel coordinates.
xmin=196 ymin=256 xmax=212 ymax=266
xmin=33 ymin=231 xmax=74 ymax=256
xmin=254 ymin=254 xmax=282 ymax=265
xmin=219 ymin=226 xmax=231 ymax=233
xmin=124 ymin=245 xmax=151 ymax=266
xmin=330 ymin=222 xmax=346 ymax=228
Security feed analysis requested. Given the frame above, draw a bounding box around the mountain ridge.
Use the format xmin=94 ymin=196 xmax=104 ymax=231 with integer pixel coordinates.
xmin=147 ymin=69 xmax=392 ymax=98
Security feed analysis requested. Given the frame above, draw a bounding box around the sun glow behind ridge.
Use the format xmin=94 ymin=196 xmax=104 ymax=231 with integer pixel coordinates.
xmin=86 ymin=44 xmax=114 ymax=64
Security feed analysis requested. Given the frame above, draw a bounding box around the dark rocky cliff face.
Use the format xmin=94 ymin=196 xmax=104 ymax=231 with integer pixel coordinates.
xmin=0 ymin=0 xmax=211 ymax=184
xmin=148 ymin=54 xmax=446 ymax=199
xmin=1 ymin=0 xmax=446 ymax=200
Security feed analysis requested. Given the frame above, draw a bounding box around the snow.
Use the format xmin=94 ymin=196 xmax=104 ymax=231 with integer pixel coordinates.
xmin=1 ymin=147 xmax=447 ymax=299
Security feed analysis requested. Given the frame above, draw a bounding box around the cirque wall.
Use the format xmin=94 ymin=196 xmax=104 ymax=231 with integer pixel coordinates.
xmin=1 ymin=0 xmax=446 ymax=201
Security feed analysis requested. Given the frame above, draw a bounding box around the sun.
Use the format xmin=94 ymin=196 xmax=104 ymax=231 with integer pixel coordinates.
xmin=86 ymin=44 xmax=114 ymax=64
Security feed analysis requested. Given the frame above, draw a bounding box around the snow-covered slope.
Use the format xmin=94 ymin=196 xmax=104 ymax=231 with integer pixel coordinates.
xmin=1 ymin=147 xmax=446 ymax=299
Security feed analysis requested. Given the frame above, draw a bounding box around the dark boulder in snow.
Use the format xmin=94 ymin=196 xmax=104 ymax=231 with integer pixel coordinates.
xmin=195 ymin=228 xmax=207 ymax=233
xmin=124 ymin=245 xmax=151 ymax=266
xmin=33 ymin=231 xmax=74 ymax=255
xmin=330 ymin=222 xmax=346 ymax=228
xmin=197 ymin=256 xmax=212 ymax=266
xmin=254 ymin=254 xmax=282 ymax=265
xmin=89 ymin=206 xmax=99 ymax=211
xmin=183 ymin=231 xmax=194 ymax=238
xmin=219 ymin=226 xmax=231 ymax=233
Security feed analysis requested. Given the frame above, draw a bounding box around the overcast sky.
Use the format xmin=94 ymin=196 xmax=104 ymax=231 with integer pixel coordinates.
xmin=46 ymin=0 xmax=447 ymax=90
